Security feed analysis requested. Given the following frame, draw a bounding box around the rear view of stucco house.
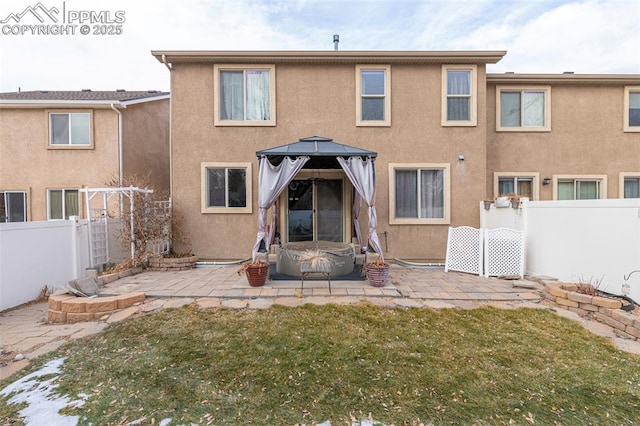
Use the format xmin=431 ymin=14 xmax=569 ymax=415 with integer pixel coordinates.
xmin=150 ymin=50 xmax=639 ymax=263
xmin=0 ymin=90 xmax=170 ymax=222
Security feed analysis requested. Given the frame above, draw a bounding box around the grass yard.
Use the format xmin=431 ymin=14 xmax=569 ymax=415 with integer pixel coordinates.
xmin=1 ymin=303 xmax=640 ymax=425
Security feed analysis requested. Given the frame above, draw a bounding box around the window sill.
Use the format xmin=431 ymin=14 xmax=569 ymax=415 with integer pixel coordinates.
xmin=496 ymin=127 xmax=551 ymax=132
xmin=441 ymin=121 xmax=477 ymax=127
xmin=48 ymin=144 xmax=94 ymax=150
xmin=201 ymin=207 xmax=252 ymax=214
xmin=214 ymin=120 xmax=275 ymax=127
xmin=389 ymin=217 xmax=450 ymax=225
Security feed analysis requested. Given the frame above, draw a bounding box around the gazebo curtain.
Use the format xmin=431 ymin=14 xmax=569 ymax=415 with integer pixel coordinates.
xmin=252 ymin=155 xmax=309 ymax=261
xmin=337 ymin=156 xmax=384 ymax=262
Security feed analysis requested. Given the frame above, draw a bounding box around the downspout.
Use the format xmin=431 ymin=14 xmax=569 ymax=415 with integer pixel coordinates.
xmin=161 ymin=54 xmax=173 ymax=200
xmin=110 ymin=103 xmax=126 ymax=217
xmin=110 ymin=103 xmax=124 ymax=187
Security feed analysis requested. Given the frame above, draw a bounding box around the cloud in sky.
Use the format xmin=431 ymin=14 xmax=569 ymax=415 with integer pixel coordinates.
xmin=0 ymin=0 xmax=638 ymax=92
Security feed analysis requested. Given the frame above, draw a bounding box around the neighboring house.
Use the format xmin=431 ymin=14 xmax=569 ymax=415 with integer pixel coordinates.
xmin=486 ymin=74 xmax=640 ymax=201
xmin=0 ymin=90 xmax=170 ymax=222
xmin=151 ymin=50 xmax=640 ymax=261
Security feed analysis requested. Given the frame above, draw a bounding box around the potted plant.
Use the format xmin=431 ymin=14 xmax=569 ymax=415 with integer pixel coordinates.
xmin=238 ymin=258 xmax=270 ymax=287
xmin=365 ymin=257 xmax=390 ymax=287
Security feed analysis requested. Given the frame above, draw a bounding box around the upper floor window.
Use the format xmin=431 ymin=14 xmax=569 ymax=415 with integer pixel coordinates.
xmin=356 ymin=65 xmax=391 ymax=126
xmin=0 ymin=191 xmax=27 ymax=222
xmin=497 ymin=86 xmax=551 ymax=131
xmin=624 ymin=87 xmax=640 ymax=132
xmin=389 ymin=163 xmax=450 ymax=225
xmin=442 ymin=65 xmax=477 ymax=126
xmin=201 ymin=162 xmax=252 ymax=213
xmin=214 ymin=65 xmax=276 ymax=126
xmin=49 ymin=112 xmax=92 ymax=147
xmin=48 ymin=189 xmax=79 ymax=220
xmin=554 ymin=175 xmax=607 ymax=200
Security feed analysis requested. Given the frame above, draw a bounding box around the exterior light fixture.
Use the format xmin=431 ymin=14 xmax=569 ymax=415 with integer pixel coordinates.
xmin=542 ymin=177 xmax=551 ymax=185
xmin=458 ymin=154 xmax=465 ymax=161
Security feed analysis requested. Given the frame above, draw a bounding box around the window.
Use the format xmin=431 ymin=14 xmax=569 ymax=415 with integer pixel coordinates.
xmin=214 ymin=65 xmax=276 ymax=126
xmin=201 ymin=162 xmax=252 ymax=213
xmin=624 ymin=87 xmax=640 ymax=131
xmin=356 ymin=65 xmax=391 ymax=126
xmin=389 ymin=163 xmax=450 ymax=225
xmin=497 ymin=86 xmax=551 ymax=131
xmin=495 ymin=174 xmax=539 ymax=200
xmin=49 ymin=112 xmax=92 ymax=146
xmin=442 ymin=65 xmax=477 ymax=126
xmin=620 ymin=173 xmax=640 ymax=198
xmin=554 ymin=175 xmax=607 ymax=200
xmin=48 ymin=189 xmax=79 ymax=220
xmin=0 ymin=191 xmax=27 ymax=222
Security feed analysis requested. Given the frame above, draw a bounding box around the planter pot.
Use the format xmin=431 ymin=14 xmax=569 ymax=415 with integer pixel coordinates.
xmin=510 ymin=198 xmax=520 ymax=209
xmin=244 ymin=263 xmax=270 ymax=287
xmin=483 ymin=200 xmax=492 ymax=210
xmin=365 ymin=263 xmax=390 ymax=287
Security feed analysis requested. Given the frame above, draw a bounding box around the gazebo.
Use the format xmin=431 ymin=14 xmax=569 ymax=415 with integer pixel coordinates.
xmin=251 ymin=136 xmax=383 ymax=263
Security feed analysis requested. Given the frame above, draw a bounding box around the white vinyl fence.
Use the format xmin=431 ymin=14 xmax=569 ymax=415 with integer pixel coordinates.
xmin=0 ymin=218 xmax=91 ymax=311
xmin=480 ymin=198 xmax=640 ymax=303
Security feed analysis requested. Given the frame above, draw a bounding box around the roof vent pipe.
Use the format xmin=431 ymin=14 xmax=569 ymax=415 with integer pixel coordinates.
xmin=333 ymin=34 xmax=339 ymax=51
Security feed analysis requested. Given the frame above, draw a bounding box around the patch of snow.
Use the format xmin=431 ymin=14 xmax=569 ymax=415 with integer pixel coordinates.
xmin=0 ymin=357 xmax=89 ymax=426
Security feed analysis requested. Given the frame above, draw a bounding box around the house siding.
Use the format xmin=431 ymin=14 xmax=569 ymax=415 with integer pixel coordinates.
xmin=487 ymin=83 xmax=640 ymax=200
xmin=170 ymin=62 xmax=489 ymax=260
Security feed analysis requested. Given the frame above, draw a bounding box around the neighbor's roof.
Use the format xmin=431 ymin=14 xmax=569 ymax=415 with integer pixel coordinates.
xmin=487 ymin=73 xmax=640 ymax=85
xmin=152 ymin=50 xmax=506 ymax=66
xmin=0 ymin=90 xmax=170 ymax=108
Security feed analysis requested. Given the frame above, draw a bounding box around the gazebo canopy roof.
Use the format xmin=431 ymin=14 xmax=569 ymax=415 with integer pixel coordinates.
xmin=256 ymin=136 xmax=377 ymax=168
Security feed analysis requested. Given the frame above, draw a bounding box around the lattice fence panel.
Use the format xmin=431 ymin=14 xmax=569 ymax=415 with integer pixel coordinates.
xmin=445 ymin=226 xmax=483 ymax=275
xmin=484 ymin=228 xmax=525 ymax=278
xmin=90 ymin=208 xmax=109 ymax=266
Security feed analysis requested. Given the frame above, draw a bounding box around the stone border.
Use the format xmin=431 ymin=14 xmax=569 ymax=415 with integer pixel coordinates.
xmin=542 ymin=282 xmax=640 ymax=339
xmin=96 ymin=267 xmax=143 ymax=285
xmin=48 ymin=292 xmax=145 ymax=323
xmin=148 ymin=255 xmax=198 ymax=271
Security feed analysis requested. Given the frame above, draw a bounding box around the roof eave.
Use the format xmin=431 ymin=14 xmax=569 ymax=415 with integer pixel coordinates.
xmin=487 ymin=73 xmax=640 ymax=85
xmin=151 ymin=50 xmax=507 ymax=65
xmin=0 ymin=94 xmax=170 ymax=108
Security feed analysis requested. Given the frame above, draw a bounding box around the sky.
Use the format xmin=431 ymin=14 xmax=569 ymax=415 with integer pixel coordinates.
xmin=0 ymin=0 xmax=639 ymax=93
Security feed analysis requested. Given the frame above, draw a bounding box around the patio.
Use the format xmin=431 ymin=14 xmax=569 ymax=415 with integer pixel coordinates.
xmin=99 ymin=264 xmax=543 ymax=303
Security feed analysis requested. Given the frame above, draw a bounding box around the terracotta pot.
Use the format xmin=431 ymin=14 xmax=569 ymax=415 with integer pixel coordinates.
xmin=245 ymin=263 xmax=269 ymax=287
xmin=365 ymin=263 xmax=390 ymax=287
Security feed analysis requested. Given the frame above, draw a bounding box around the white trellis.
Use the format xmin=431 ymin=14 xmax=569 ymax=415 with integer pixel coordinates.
xmin=79 ymin=186 xmax=154 ymax=267
xmin=444 ymin=226 xmax=483 ymax=275
xmin=445 ymin=226 xmax=525 ymax=278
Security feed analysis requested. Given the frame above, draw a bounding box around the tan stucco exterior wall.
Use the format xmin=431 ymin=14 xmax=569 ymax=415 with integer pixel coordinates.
xmin=122 ymin=99 xmax=171 ymax=194
xmin=487 ymin=84 xmax=640 ymax=200
xmin=170 ymin=63 xmax=489 ymax=261
xmin=0 ymin=108 xmax=119 ymax=220
xmin=0 ymin=101 xmax=170 ymax=221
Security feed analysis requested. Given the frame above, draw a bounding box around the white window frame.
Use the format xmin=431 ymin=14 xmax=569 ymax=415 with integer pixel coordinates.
xmin=356 ymin=65 xmax=391 ymax=126
xmin=493 ymin=172 xmax=540 ymax=200
xmin=47 ymin=188 xmax=80 ymax=220
xmin=389 ymin=163 xmax=451 ymax=225
xmin=47 ymin=110 xmax=93 ymax=149
xmin=441 ymin=65 xmax=477 ymax=127
xmin=496 ymin=86 xmax=551 ymax=132
xmin=624 ymin=86 xmax=640 ymax=132
xmin=620 ymin=172 xmax=640 ymax=198
xmin=0 ymin=190 xmax=27 ymax=222
xmin=213 ymin=64 xmax=276 ymax=126
xmin=201 ymin=162 xmax=253 ymax=214
xmin=552 ymin=175 xmax=607 ymax=200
